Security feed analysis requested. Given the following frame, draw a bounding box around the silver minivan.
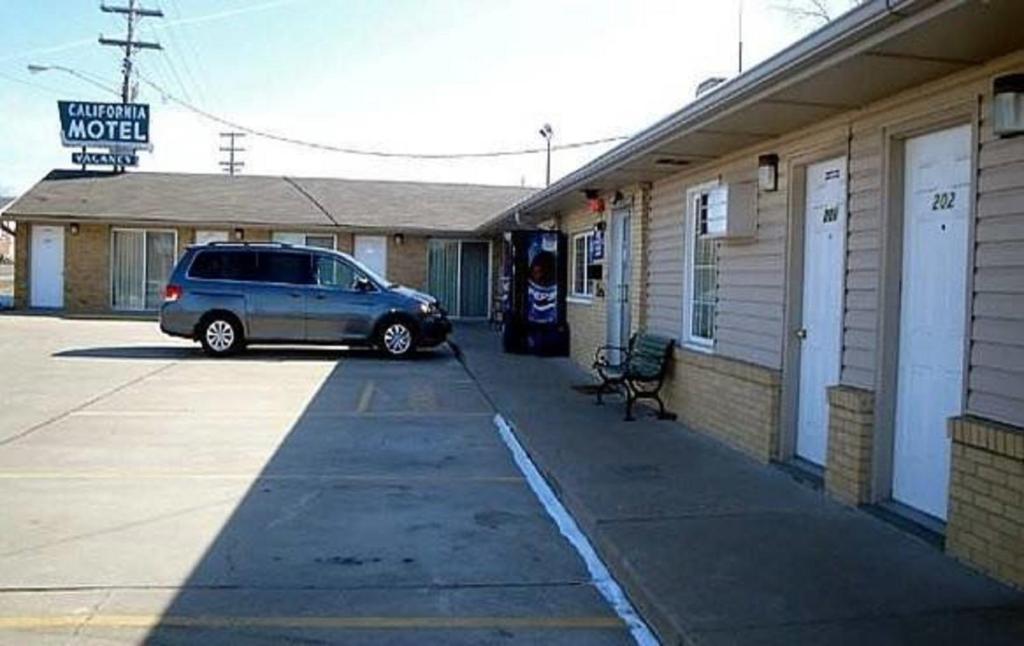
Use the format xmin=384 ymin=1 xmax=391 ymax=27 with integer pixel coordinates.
xmin=160 ymin=242 xmax=451 ymax=357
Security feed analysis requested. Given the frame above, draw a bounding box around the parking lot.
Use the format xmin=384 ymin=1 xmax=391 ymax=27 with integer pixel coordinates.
xmin=0 ymin=315 xmax=629 ymax=644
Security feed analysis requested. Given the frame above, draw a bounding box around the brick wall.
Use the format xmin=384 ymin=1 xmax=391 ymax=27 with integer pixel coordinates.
xmin=65 ymin=223 xmax=110 ymax=313
xmin=242 ymin=228 xmax=271 ymax=242
xmin=946 ymin=415 xmax=1024 ymax=589
xmin=388 ymin=234 xmax=427 ymax=291
xmin=663 ymin=348 xmax=781 ymax=462
xmin=14 ymin=225 xmax=28 ymax=309
xmin=561 ymin=206 xmax=607 ymax=367
xmin=825 ymin=386 xmax=875 ymax=505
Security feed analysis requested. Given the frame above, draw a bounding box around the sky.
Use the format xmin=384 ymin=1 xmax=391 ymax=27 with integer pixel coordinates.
xmin=0 ymin=0 xmax=857 ymax=196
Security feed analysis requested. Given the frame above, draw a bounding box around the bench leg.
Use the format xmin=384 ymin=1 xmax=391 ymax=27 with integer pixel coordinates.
xmin=624 ymin=386 xmax=637 ymax=421
xmin=655 ymin=392 xmax=677 ymax=420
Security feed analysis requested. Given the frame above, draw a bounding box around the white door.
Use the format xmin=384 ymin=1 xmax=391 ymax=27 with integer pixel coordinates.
xmin=892 ymin=124 xmax=971 ymax=520
xmin=195 ymin=230 xmax=229 ymax=245
xmin=30 ymin=225 xmax=64 ymax=308
xmin=354 ymin=235 xmax=388 ymax=279
xmin=606 ymin=209 xmax=632 ymax=358
xmin=795 ymin=157 xmax=847 ymax=466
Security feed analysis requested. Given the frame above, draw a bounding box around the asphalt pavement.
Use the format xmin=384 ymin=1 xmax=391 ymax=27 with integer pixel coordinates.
xmin=0 ymin=315 xmax=631 ymax=645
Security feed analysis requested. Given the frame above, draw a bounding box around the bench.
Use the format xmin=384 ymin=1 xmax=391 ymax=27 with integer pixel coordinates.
xmin=592 ymin=332 xmax=677 ymax=421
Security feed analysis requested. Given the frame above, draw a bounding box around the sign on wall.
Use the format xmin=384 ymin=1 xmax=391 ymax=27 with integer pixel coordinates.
xmin=58 ymin=101 xmax=152 ymax=150
xmin=72 ymin=152 xmax=139 ymax=167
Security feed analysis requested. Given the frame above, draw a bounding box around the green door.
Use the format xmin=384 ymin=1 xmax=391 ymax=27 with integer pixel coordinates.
xmin=428 ymin=240 xmax=490 ymax=318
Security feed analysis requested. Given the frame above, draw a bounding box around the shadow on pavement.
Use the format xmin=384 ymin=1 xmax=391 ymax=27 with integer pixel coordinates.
xmin=52 ymin=345 xmax=452 ymax=362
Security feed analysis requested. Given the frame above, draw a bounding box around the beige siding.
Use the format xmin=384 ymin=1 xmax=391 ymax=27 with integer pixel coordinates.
xmin=647 ymin=158 xmax=787 ymax=369
xmin=842 ymin=125 xmax=883 ymax=388
xmin=969 ymin=93 xmax=1024 ymax=427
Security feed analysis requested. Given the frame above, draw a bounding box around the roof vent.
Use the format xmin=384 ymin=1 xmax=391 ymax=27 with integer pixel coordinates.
xmin=696 ymin=77 xmax=727 ymax=97
xmin=655 ymin=157 xmax=690 ymax=167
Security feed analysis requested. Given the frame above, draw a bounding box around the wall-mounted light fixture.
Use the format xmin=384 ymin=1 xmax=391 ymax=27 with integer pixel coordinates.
xmin=758 ymin=153 xmax=779 ymax=192
xmin=233 ymin=228 xmax=244 ymax=240
xmin=993 ymin=73 xmax=1024 ymax=138
xmin=69 ymin=223 xmax=80 ymax=235
xmin=393 ymin=233 xmax=405 ymax=246
xmin=583 ymin=189 xmax=605 ymax=214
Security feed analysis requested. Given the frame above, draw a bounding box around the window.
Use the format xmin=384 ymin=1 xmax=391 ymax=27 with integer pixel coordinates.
xmin=571 ymin=231 xmax=595 ymax=297
xmin=255 ymin=251 xmax=314 ymax=285
xmin=684 ymin=185 xmax=722 ymax=346
xmin=188 ymin=250 xmax=258 ymax=281
xmin=315 ymin=255 xmax=360 ymax=290
xmin=272 ymin=232 xmax=336 ymax=250
xmin=111 ymin=229 xmax=177 ymax=311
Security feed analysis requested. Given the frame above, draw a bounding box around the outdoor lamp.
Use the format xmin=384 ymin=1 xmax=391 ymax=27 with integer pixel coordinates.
xmin=393 ymin=233 xmax=405 ymax=246
xmin=993 ymin=73 xmax=1024 ymax=138
xmin=233 ymin=228 xmax=244 ymax=240
xmin=758 ymin=154 xmax=779 ymax=192
xmin=69 ymin=223 xmax=80 ymax=235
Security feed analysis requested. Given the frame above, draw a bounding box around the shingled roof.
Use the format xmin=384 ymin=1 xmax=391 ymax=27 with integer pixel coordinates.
xmin=4 ymin=170 xmax=535 ymax=234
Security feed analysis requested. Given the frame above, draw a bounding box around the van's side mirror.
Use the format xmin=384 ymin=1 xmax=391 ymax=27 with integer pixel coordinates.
xmin=354 ymin=276 xmax=373 ymax=292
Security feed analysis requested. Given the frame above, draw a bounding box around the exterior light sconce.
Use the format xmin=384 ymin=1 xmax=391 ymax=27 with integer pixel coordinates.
xmin=583 ymin=189 xmax=605 ymax=214
xmin=393 ymin=233 xmax=405 ymax=246
xmin=233 ymin=228 xmax=244 ymax=240
xmin=69 ymin=223 xmax=80 ymax=235
xmin=993 ymin=73 xmax=1024 ymax=138
xmin=758 ymin=153 xmax=779 ymax=192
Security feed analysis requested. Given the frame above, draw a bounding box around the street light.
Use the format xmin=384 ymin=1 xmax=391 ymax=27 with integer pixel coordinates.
xmin=539 ymin=123 xmax=553 ymax=187
xmin=27 ymin=64 xmax=120 ymax=98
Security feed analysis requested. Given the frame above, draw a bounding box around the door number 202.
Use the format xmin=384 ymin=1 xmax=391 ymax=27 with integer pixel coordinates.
xmin=931 ymin=191 xmax=956 ymax=211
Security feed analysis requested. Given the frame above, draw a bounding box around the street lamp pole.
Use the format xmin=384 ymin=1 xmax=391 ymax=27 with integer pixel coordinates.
xmin=539 ymin=123 xmax=553 ymax=187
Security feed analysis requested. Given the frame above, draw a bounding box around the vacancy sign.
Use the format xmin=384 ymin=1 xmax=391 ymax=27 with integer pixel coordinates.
xmin=58 ymin=101 xmax=152 ymax=150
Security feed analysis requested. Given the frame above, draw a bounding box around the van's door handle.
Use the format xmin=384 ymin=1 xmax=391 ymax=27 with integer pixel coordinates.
xmin=289 ymin=292 xmax=302 ymax=299
xmin=314 ymin=293 xmax=326 ymax=300
xmin=795 ymin=328 xmax=807 ymax=340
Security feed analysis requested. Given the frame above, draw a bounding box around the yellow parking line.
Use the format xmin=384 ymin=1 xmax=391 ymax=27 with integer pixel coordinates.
xmin=356 ymin=380 xmax=376 ymax=413
xmin=0 ymin=615 xmax=624 ymax=631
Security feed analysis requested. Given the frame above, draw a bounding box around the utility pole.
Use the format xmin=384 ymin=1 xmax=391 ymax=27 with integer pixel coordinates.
xmin=219 ymin=132 xmax=246 ymax=176
xmin=738 ymin=0 xmax=744 ymax=74
xmin=100 ymin=0 xmax=162 ymax=172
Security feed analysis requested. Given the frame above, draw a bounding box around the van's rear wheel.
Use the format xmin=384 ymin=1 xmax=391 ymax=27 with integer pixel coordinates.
xmin=378 ymin=320 xmax=415 ymax=358
xmin=199 ymin=315 xmax=243 ymax=357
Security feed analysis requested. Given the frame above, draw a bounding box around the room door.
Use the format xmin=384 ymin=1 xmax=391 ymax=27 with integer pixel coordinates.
xmin=30 ymin=225 xmax=64 ymax=308
xmin=354 ymin=235 xmax=388 ymax=279
xmin=795 ymin=156 xmax=847 ymax=466
xmin=606 ymin=208 xmax=632 ymax=359
xmin=892 ymin=124 xmax=971 ymax=520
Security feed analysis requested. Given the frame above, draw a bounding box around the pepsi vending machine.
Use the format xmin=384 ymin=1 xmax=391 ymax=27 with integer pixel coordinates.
xmin=501 ymin=230 xmax=570 ymax=356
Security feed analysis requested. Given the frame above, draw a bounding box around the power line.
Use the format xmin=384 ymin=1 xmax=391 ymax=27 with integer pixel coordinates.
xmin=136 ymin=72 xmax=629 ymax=160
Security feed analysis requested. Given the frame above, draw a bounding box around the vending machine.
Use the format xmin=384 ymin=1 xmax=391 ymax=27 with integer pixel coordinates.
xmin=500 ymin=230 xmax=570 ymax=356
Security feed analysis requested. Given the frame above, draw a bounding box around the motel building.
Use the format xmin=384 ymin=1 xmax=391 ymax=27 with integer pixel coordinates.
xmin=4 ymin=0 xmax=1024 ymax=593
xmin=3 ymin=171 xmax=532 ymax=320
xmin=483 ymin=0 xmax=1024 ymax=588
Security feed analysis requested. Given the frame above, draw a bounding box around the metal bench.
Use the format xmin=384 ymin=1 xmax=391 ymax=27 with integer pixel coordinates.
xmin=592 ymin=332 xmax=677 ymax=421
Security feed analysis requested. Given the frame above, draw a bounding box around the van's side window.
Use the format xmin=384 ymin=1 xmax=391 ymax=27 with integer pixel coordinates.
xmin=316 ymin=256 xmax=361 ymax=290
xmin=188 ymin=250 xmax=258 ymax=281
xmin=256 ymin=252 xmax=314 ymax=285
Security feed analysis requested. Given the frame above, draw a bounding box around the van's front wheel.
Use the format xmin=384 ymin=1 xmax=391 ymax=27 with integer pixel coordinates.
xmin=378 ymin=319 xmax=415 ymax=358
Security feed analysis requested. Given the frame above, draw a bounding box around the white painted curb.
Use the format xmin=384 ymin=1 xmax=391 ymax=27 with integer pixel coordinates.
xmin=493 ymin=413 xmax=659 ymax=646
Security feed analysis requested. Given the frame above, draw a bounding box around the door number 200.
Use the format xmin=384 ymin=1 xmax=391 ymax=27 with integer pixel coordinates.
xmin=931 ymin=191 xmax=956 ymax=211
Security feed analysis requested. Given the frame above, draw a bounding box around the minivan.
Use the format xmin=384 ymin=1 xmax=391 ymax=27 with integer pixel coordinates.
xmin=160 ymin=242 xmax=451 ymax=357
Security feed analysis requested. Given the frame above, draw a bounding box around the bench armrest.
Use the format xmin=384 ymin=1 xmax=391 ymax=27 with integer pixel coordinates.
xmin=593 ymin=345 xmax=629 ymax=368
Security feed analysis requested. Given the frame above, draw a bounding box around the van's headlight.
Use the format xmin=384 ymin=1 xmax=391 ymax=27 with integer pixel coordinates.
xmin=420 ymin=302 xmax=439 ymax=316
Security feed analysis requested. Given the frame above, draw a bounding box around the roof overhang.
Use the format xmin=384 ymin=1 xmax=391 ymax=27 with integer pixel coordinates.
xmin=480 ymin=0 xmax=1024 ymax=232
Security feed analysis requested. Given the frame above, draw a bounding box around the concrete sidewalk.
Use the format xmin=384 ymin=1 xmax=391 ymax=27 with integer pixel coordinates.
xmin=453 ymin=324 xmax=1024 ymax=646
